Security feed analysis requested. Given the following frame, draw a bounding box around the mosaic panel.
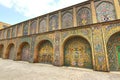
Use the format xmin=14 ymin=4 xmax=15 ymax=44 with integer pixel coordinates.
xmin=23 ymin=23 xmax=28 ymax=35
xmin=77 ymin=7 xmax=92 ymax=26
xmin=64 ymin=37 xmax=93 ymax=69
xmin=105 ymin=23 xmax=120 ymax=32
xmin=9 ymin=45 xmax=14 ymax=60
xmin=39 ymin=18 xmax=47 ymax=33
xmin=92 ymin=26 xmax=107 ymax=71
xmin=30 ymin=35 xmax=36 ymax=62
xmin=20 ymin=37 xmax=31 ymax=44
xmin=16 ymin=37 xmax=31 ymax=60
xmin=54 ymin=32 xmax=60 ymax=65
xmin=0 ymin=45 xmax=3 ymax=58
xmin=107 ymin=33 xmax=120 ymax=71
xmin=38 ymin=41 xmax=53 ymax=64
xmin=21 ymin=43 xmax=30 ymax=61
xmin=96 ymin=2 xmax=116 ymax=22
xmin=62 ymin=12 xmax=73 ymax=29
xmin=7 ymin=29 xmax=10 ymax=38
xmin=49 ymin=14 xmax=58 ymax=31
xmin=61 ymin=28 xmax=91 ymax=43
xmin=30 ymin=21 xmax=37 ymax=34
xmin=104 ymin=23 xmax=120 ymax=42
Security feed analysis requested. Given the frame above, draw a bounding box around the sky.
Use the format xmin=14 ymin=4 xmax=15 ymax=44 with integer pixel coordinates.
xmin=0 ymin=0 xmax=87 ymax=25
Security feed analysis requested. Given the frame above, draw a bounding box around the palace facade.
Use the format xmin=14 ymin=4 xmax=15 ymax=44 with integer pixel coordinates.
xmin=0 ymin=0 xmax=120 ymax=72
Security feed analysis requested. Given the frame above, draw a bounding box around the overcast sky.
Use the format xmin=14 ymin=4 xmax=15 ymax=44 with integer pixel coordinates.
xmin=0 ymin=0 xmax=87 ymax=25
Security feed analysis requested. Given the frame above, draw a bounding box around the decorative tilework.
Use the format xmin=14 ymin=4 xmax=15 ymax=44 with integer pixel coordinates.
xmin=92 ymin=26 xmax=107 ymax=71
xmin=64 ymin=36 xmax=93 ymax=68
xmin=61 ymin=28 xmax=91 ymax=43
xmin=49 ymin=14 xmax=58 ymax=31
xmin=9 ymin=44 xmax=15 ymax=60
xmin=107 ymin=33 xmax=120 ymax=71
xmin=0 ymin=0 xmax=120 ymax=72
xmin=23 ymin=23 xmax=28 ymax=35
xmin=12 ymin=27 xmax=16 ymax=37
xmin=77 ymin=7 xmax=92 ymax=26
xmin=7 ymin=29 xmax=10 ymax=38
xmin=17 ymin=38 xmax=31 ymax=61
xmin=30 ymin=35 xmax=36 ymax=62
xmin=62 ymin=12 xmax=73 ymax=29
xmin=54 ymin=32 xmax=60 ymax=65
xmin=96 ymin=2 xmax=116 ymax=22
xmin=104 ymin=23 xmax=120 ymax=43
xmin=21 ymin=43 xmax=30 ymax=61
xmin=30 ymin=21 xmax=37 ymax=34
xmin=4 ymin=30 xmax=7 ymax=39
xmin=39 ymin=18 xmax=47 ymax=33
xmin=38 ymin=40 xmax=53 ymax=64
xmin=17 ymin=24 xmax=21 ymax=36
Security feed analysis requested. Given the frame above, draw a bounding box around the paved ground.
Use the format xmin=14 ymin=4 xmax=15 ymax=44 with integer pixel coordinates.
xmin=0 ymin=58 xmax=120 ymax=80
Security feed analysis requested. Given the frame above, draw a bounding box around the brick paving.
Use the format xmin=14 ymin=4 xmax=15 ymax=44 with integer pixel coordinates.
xmin=0 ymin=58 xmax=120 ymax=80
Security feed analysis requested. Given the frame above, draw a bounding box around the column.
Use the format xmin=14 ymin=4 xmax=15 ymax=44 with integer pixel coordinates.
xmin=73 ymin=7 xmax=77 ymax=27
xmin=90 ymin=0 xmax=97 ymax=23
xmin=92 ymin=25 xmax=109 ymax=72
xmin=36 ymin=18 xmax=39 ymax=33
xmin=21 ymin=23 xmax=24 ymax=36
xmin=10 ymin=28 xmax=12 ymax=38
xmin=16 ymin=25 xmax=18 ymax=37
xmin=47 ymin=14 xmax=49 ymax=32
xmin=58 ymin=11 xmax=62 ymax=29
xmin=28 ymin=20 xmax=31 ymax=35
xmin=15 ymin=25 xmax=17 ymax=37
xmin=54 ymin=31 xmax=61 ymax=66
xmin=101 ymin=27 xmax=110 ymax=71
xmin=91 ymin=27 xmax=96 ymax=70
xmin=113 ymin=0 xmax=120 ymax=19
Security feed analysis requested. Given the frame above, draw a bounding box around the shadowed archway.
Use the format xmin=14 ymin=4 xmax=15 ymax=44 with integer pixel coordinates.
xmin=17 ymin=42 xmax=30 ymax=61
xmin=5 ymin=43 xmax=15 ymax=60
